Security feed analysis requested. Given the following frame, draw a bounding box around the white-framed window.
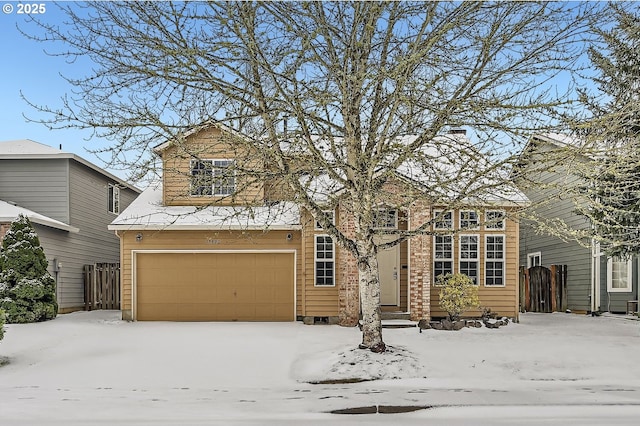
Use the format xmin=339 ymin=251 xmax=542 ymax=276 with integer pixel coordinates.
xmin=433 ymin=210 xmax=453 ymax=230
xmin=485 ymin=210 xmax=505 ymax=230
xmin=108 ymin=183 xmax=120 ymax=214
xmin=315 ymin=235 xmax=335 ymax=286
xmin=607 ymin=257 xmax=632 ymax=292
xmin=374 ymin=208 xmax=397 ymax=229
xmin=190 ymin=159 xmax=235 ymax=196
xmin=527 ymin=252 xmax=542 ymax=268
xmin=460 ymin=210 xmax=479 ymax=230
xmin=315 ymin=210 xmax=335 ymax=230
xmin=434 ymin=235 xmax=453 ymax=284
xmin=459 ymin=235 xmax=479 ymax=285
xmin=485 ymin=234 xmax=505 ymax=286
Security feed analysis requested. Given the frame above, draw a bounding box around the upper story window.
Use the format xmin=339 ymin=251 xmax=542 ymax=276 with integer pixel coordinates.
xmin=433 ymin=210 xmax=453 ymax=230
xmin=460 ymin=210 xmax=479 ymax=230
xmin=374 ymin=208 xmax=397 ymax=229
xmin=315 ymin=210 xmax=335 ymax=230
xmin=190 ymin=159 xmax=235 ymax=196
xmin=108 ymin=183 xmax=120 ymax=214
xmin=485 ymin=210 xmax=505 ymax=230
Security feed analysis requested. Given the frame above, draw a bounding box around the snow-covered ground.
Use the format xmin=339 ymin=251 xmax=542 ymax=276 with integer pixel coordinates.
xmin=1 ymin=311 xmax=639 ymax=425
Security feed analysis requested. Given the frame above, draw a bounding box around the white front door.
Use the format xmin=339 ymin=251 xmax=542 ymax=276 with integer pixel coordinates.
xmin=377 ymin=245 xmax=400 ymax=306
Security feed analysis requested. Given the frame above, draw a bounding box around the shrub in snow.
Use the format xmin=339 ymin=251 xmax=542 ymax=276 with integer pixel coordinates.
xmin=0 ymin=308 xmax=4 ymax=340
xmin=437 ymin=273 xmax=480 ymax=322
xmin=0 ymin=215 xmax=58 ymax=323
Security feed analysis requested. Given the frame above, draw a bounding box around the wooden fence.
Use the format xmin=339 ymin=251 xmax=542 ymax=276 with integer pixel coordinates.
xmin=84 ymin=263 xmax=120 ymax=310
xmin=520 ymin=265 xmax=568 ymax=313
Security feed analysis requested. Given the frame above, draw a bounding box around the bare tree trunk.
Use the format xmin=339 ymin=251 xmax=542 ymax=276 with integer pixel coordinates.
xmin=356 ymin=238 xmax=385 ymax=353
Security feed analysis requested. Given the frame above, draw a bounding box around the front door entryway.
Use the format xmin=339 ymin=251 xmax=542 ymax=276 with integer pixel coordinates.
xmin=377 ymin=244 xmax=400 ymax=306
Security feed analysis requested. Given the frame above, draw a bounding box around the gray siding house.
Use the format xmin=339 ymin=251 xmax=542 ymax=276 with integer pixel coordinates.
xmin=0 ymin=139 xmax=140 ymax=312
xmin=517 ymin=133 xmax=638 ymax=314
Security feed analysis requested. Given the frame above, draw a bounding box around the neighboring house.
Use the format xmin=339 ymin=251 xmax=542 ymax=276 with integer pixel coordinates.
xmin=109 ymin=125 xmax=526 ymax=323
xmin=517 ymin=133 xmax=639 ymax=314
xmin=0 ymin=139 xmax=141 ymax=312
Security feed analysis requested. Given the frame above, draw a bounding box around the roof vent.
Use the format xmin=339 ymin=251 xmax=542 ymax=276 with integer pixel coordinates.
xmin=449 ymin=128 xmax=466 ymax=136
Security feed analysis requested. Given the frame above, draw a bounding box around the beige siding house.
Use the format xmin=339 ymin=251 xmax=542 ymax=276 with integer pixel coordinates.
xmin=109 ymin=125 xmax=525 ymax=323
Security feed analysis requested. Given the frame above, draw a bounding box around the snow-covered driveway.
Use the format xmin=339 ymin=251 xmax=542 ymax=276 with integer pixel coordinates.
xmin=1 ymin=311 xmax=639 ymax=425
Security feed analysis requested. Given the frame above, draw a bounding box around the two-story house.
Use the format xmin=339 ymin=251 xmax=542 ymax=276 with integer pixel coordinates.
xmin=517 ymin=133 xmax=639 ymax=314
xmin=109 ymin=124 xmax=526 ymax=323
xmin=0 ymin=139 xmax=141 ymax=313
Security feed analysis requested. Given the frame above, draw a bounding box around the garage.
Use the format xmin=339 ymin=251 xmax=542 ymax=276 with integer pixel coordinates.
xmin=134 ymin=251 xmax=295 ymax=321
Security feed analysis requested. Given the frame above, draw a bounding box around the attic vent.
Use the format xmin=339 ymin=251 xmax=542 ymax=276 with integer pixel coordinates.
xmin=449 ymin=128 xmax=466 ymax=136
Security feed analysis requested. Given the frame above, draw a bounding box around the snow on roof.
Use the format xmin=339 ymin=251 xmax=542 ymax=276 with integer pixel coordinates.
xmin=108 ymin=182 xmax=301 ymax=231
xmin=535 ymin=133 xmax=583 ymax=148
xmin=0 ymin=199 xmax=80 ymax=233
xmin=397 ymin=134 xmax=528 ymax=205
xmin=0 ymin=139 xmax=67 ymax=155
xmin=303 ymin=133 xmax=528 ymax=206
xmin=0 ymin=139 xmax=141 ymax=193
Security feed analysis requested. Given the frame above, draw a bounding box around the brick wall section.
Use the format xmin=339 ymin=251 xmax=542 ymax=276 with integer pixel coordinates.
xmin=408 ymin=201 xmax=431 ymax=321
xmin=0 ymin=222 xmax=10 ymax=245
xmin=337 ymin=205 xmax=360 ymax=326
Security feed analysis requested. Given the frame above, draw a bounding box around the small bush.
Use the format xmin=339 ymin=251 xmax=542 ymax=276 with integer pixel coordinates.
xmin=438 ymin=273 xmax=480 ymax=321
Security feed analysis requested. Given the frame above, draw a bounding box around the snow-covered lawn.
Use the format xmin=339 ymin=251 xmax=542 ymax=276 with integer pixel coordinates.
xmin=1 ymin=311 xmax=639 ymax=425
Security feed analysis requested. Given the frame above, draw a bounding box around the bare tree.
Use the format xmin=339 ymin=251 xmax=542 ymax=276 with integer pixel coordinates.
xmin=24 ymin=1 xmax=595 ymax=352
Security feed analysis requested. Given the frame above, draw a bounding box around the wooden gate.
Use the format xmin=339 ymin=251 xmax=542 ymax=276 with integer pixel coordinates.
xmin=84 ymin=263 xmax=120 ymax=310
xmin=520 ymin=265 xmax=568 ymax=313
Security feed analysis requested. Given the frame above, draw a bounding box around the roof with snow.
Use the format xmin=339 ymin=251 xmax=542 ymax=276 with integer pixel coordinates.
xmin=0 ymin=199 xmax=80 ymax=233
xmin=108 ymin=182 xmax=301 ymax=231
xmin=0 ymin=139 xmax=140 ymax=193
xmin=302 ymin=133 xmax=529 ymax=206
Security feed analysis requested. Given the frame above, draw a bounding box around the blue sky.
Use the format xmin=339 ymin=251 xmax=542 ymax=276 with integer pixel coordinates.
xmin=0 ymin=2 xmax=112 ymax=164
xmin=0 ymin=1 xmax=605 ymax=182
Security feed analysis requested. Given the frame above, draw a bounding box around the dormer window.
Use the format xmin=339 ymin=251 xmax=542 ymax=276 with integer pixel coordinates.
xmin=190 ymin=159 xmax=235 ymax=196
xmin=374 ymin=208 xmax=397 ymax=229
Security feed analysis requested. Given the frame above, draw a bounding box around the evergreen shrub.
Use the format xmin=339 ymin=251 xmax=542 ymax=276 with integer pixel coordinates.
xmin=0 ymin=215 xmax=58 ymax=323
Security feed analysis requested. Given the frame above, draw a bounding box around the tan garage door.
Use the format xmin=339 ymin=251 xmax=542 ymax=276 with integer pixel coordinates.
xmin=135 ymin=252 xmax=295 ymax=321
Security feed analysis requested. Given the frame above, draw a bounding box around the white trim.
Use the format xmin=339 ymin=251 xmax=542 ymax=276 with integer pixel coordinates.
xmin=374 ymin=208 xmax=398 ymax=229
xmin=110 ymin=223 xmax=302 ymax=231
xmin=592 ymin=240 xmax=602 ymax=311
xmin=459 ymin=234 xmax=480 ymax=285
xmin=131 ymin=249 xmax=297 ymax=321
xmin=527 ymin=251 xmax=542 ymax=268
xmin=433 ymin=209 xmax=453 ymax=230
xmin=433 ymin=234 xmax=454 ymax=285
xmin=459 ymin=210 xmax=480 ymax=230
xmin=189 ymin=158 xmax=236 ymax=197
xmin=108 ymin=183 xmax=120 ymax=214
xmin=485 ymin=210 xmax=506 ymax=230
xmin=607 ymin=257 xmax=633 ymax=293
xmin=314 ymin=234 xmax=335 ymax=287
xmin=484 ymin=234 xmax=506 ymax=287
xmin=314 ymin=210 xmax=335 ymax=230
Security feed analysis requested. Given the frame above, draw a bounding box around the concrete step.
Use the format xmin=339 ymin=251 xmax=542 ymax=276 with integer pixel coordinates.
xmin=358 ymin=318 xmax=417 ymax=329
xmin=380 ymin=311 xmax=411 ymax=321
